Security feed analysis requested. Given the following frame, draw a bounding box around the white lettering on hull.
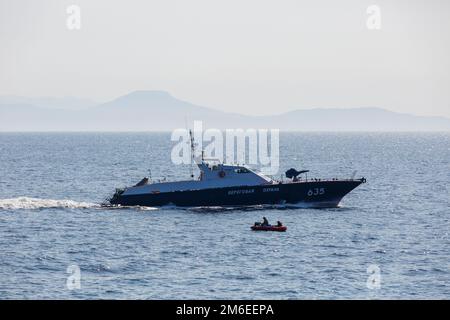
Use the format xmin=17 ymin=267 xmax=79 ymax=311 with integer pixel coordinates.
xmin=227 ymin=189 xmax=255 ymax=195
xmin=263 ymin=187 xmax=279 ymax=192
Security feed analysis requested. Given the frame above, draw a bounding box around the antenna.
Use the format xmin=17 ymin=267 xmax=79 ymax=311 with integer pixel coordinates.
xmin=189 ymin=129 xmax=195 ymax=179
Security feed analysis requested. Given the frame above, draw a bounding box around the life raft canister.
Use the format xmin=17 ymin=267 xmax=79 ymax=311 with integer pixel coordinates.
xmin=218 ymin=170 xmax=226 ymax=178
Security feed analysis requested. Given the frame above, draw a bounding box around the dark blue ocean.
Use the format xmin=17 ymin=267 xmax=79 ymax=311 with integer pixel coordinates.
xmin=0 ymin=132 xmax=449 ymax=299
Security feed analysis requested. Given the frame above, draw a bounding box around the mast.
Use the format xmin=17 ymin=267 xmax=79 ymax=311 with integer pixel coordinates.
xmin=189 ymin=129 xmax=195 ymax=179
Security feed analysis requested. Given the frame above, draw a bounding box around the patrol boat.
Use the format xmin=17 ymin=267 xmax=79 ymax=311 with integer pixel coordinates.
xmin=107 ymin=135 xmax=366 ymax=208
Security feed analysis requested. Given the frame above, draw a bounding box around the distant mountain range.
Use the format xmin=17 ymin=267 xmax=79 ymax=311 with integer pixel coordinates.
xmin=1 ymin=90 xmax=450 ymax=131
xmin=0 ymin=95 xmax=97 ymax=110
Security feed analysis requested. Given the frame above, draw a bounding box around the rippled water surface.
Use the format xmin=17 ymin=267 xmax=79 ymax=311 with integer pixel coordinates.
xmin=0 ymin=132 xmax=449 ymax=299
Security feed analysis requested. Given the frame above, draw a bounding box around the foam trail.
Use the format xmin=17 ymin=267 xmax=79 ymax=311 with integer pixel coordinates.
xmin=104 ymin=205 xmax=158 ymax=211
xmin=0 ymin=197 xmax=100 ymax=210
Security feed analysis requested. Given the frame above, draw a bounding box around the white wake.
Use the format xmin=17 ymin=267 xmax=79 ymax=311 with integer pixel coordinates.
xmin=0 ymin=197 xmax=100 ymax=210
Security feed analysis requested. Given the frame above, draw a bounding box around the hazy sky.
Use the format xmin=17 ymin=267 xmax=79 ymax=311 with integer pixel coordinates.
xmin=1 ymin=0 xmax=449 ymax=117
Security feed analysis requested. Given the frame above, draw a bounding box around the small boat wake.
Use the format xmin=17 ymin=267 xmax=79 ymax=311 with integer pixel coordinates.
xmin=101 ymin=204 xmax=158 ymax=211
xmin=0 ymin=197 xmax=345 ymax=212
xmin=0 ymin=197 xmax=100 ymax=210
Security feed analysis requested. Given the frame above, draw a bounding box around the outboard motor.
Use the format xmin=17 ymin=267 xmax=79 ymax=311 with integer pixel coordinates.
xmin=107 ymin=188 xmax=125 ymax=205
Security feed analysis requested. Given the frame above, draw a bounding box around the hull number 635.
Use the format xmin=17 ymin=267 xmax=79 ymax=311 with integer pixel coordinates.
xmin=307 ymin=188 xmax=325 ymax=196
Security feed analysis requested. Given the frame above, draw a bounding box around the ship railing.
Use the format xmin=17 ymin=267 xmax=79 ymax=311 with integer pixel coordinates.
xmin=281 ymin=177 xmax=366 ymax=183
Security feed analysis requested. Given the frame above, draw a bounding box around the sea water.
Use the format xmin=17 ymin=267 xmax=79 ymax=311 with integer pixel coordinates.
xmin=0 ymin=132 xmax=449 ymax=299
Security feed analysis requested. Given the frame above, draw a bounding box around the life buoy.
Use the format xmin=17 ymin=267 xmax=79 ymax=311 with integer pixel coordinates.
xmin=219 ymin=170 xmax=226 ymax=178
